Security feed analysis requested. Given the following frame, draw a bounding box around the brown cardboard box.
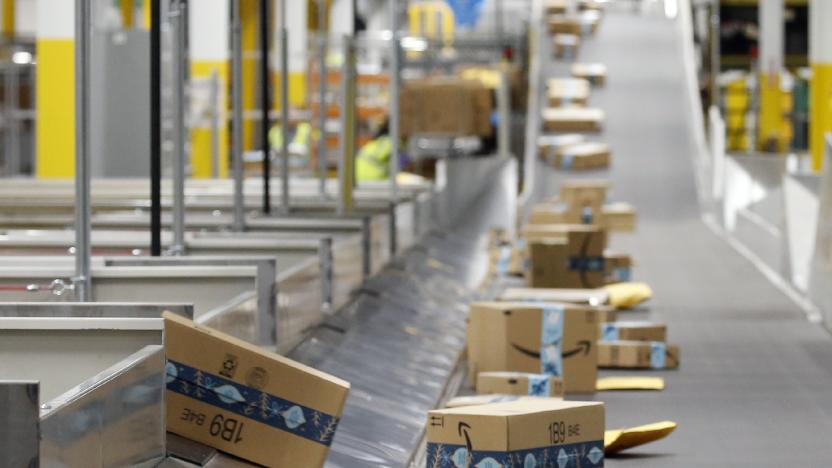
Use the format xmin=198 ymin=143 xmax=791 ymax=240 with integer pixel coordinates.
xmin=163 ymin=313 xmax=350 ymax=468
xmin=528 ymin=227 xmax=607 ymax=289
xmin=426 ymin=399 xmax=605 ymax=468
xmin=548 ymin=15 xmax=583 ymax=35
xmin=529 ymin=203 xmax=570 ymax=225
xmin=467 ymin=302 xmax=599 ymax=393
xmin=477 ymin=372 xmax=565 ymax=398
xmin=545 ymin=0 xmax=568 ymax=15
xmin=489 ymin=244 xmax=525 ymax=276
xmin=554 ymin=142 xmax=610 ymax=170
xmin=538 ymin=133 xmax=585 ymax=161
xmin=560 ymin=179 xmax=609 ymax=208
xmin=571 ymin=62 xmax=607 ymax=86
xmin=547 ymin=78 xmax=591 ymax=107
xmin=598 ymin=340 xmax=680 ymax=369
xmin=400 ymin=78 xmax=493 ymax=137
xmin=542 ymin=107 xmax=603 ymax=132
xmin=600 ymin=322 xmax=666 ymax=342
xmin=603 ymin=202 xmax=637 ymax=231
xmin=604 ymin=251 xmax=632 ymax=283
xmin=496 ymin=289 xmax=618 ymax=322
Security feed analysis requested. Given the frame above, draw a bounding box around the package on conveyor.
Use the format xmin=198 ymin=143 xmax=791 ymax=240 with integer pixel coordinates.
xmin=572 ymin=62 xmax=607 ymax=86
xmin=600 ymin=321 xmax=667 ymax=342
xmin=426 ymin=399 xmax=605 ymax=468
xmin=548 ymin=14 xmax=583 ymax=35
xmin=554 ymin=33 xmax=581 ymax=59
xmin=543 ymin=106 xmax=603 ymax=132
xmin=477 ymin=371 xmax=565 ymax=398
xmin=538 ymin=133 xmax=585 ymax=161
xmin=603 ymin=250 xmax=632 ymax=283
xmin=598 ymin=340 xmax=680 ymax=369
xmin=545 ymin=0 xmax=568 ymax=15
xmin=468 ymin=301 xmax=600 ymax=393
xmin=163 ymin=312 xmax=350 ymax=468
xmin=547 ymin=77 xmax=591 ymax=107
xmin=527 ymin=226 xmax=607 ymax=289
xmin=500 ymin=283 xmax=653 ymax=310
xmin=488 ymin=241 xmax=526 ymax=276
xmin=551 ymin=141 xmax=610 ymax=170
xmin=603 ymin=202 xmax=637 ymax=231
xmin=399 ymin=77 xmax=493 ymax=137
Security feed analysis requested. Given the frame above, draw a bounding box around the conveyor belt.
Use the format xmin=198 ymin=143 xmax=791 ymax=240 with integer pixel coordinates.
xmin=535 ymin=4 xmax=832 ymax=466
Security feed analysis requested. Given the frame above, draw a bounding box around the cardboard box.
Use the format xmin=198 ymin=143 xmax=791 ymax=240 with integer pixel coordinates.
xmin=600 ymin=322 xmax=667 ymax=342
xmin=538 ymin=133 xmax=585 ymax=161
xmin=545 ymin=0 xmax=568 ymax=15
xmin=529 ymin=203 xmax=569 ymax=225
xmin=528 ymin=227 xmax=607 ymax=289
xmin=542 ymin=107 xmax=603 ymax=132
xmin=426 ymin=399 xmax=605 ymax=468
xmin=547 ymin=78 xmax=591 ymax=107
xmin=603 ymin=202 xmax=637 ymax=231
xmin=467 ymin=302 xmax=599 ymax=393
xmin=571 ymin=62 xmax=607 ymax=86
xmin=445 ymin=394 xmax=550 ymax=409
xmin=163 ymin=313 xmax=350 ymax=468
xmin=499 ymin=287 xmax=609 ymax=307
xmin=604 ymin=251 xmax=632 ymax=283
xmin=400 ymin=78 xmax=493 ymax=137
xmin=477 ymin=372 xmax=565 ymax=397
xmin=489 ymin=244 xmax=525 ymax=276
xmin=554 ymin=33 xmax=581 ymax=59
xmin=548 ymin=15 xmax=583 ymax=35
xmin=561 ymin=179 xmax=609 ymax=222
xmin=598 ymin=340 xmax=680 ymax=369
xmin=554 ymin=142 xmax=610 ymax=170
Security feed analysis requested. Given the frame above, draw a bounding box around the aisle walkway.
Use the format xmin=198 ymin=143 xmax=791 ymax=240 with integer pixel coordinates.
xmin=538 ymin=5 xmax=832 ymax=466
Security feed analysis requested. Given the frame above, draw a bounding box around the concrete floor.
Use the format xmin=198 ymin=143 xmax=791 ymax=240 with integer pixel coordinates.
xmin=532 ymin=4 xmax=832 ymax=466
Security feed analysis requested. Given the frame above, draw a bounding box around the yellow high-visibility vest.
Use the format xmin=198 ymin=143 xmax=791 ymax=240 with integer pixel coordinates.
xmin=356 ymin=136 xmax=392 ymax=181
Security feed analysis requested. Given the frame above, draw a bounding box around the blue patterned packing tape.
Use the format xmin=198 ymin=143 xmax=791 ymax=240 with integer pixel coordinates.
xmin=166 ymin=360 xmax=341 ymax=446
xmin=650 ymin=342 xmax=667 ymax=369
xmin=561 ymin=153 xmax=574 ymax=169
xmin=568 ymin=256 xmax=605 ymax=272
xmin=496 ymin=245 xmax=512 ymax=274
xmin=613 ymin=266 xmax=631 ymax=282
xmin=541 ymin=306 xmax=564 ymax=377
xmin=527 ymin=374 xmax=552 ymax=396
xmin=426 ymin=440 xmax=604 ymax=468
xmin=601 ymin=323 xmax=619 ymax=342
xmin=581 ymin=207 xmax=593 ymax=224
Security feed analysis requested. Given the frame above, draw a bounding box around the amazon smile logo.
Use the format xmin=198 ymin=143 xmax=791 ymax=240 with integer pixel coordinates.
xmin=511 ymin=340 xmax=592 ymax=358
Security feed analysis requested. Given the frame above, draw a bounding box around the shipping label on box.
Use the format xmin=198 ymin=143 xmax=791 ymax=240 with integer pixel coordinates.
xmin=468 ymin=302 xmax=599 ymax=393
xmin=598 ymin=340 xmax=680 ymax=369
xmin=163 ymin=313 xmax=350 ymax=468
xmin=477 ymin=371 xmax=565 ymax=398
xmin=426 ymin=399 xmax=604 ymax=468
xmin=600 ymin=321 xmax=666 ymax=342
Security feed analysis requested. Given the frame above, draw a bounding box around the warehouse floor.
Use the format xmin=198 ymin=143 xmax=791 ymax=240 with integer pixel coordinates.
xmin=535 ymin=4 xmax=832 ymax=466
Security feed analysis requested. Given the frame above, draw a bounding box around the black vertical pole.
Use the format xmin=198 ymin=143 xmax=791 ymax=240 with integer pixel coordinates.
xmin=150 ymin=0 xmax=162 ymax=255
xmin=260 ymin=0 xmax=271 ymax=214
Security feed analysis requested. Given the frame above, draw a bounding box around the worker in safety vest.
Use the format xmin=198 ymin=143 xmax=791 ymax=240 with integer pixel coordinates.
xmin=356 ymin=120 xmax=398 ymax=181
xmin=269 ymin=122 xmax=315 ymax=169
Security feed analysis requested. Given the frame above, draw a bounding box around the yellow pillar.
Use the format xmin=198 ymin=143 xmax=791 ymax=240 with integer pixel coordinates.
xmin=2 ymin=0 xmax=15 ymax=40
xmin=120 ymin=0 xmax=135 ymax=29
xmin=242 ymin=0 xmax=258 ymax=150
xmin=36 ymin=0 xmax=75 ymax=178
xmin=190 ymin=0 xmax=230 ymax=178
xmin=757 ymin=0 xmax=783 ymax=152
xmin=810 ymin=0 xmax=832 ymax=170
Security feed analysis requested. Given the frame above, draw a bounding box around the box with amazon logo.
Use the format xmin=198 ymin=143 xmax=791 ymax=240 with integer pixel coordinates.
xmin=467 ymin=302 xmax=599 ymax=394
xmin=426 ymin=399 xmax=604 ymax=468
xmin=163 ymin=312 xmax=350 ymax=467
xmin=528 ymin=226 xmax=607 ymax=289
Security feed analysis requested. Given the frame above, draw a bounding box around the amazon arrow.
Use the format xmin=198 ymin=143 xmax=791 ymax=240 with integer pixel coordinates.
xmin=511 ymin=340 xmax=592 ymax=359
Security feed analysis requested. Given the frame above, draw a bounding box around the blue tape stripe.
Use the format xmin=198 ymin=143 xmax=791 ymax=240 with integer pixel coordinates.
xmin=601 ymin=323 xmax=619 ymax=342
xmin=527 ymin=374 xmax=551 ymax=396
xmin=165 ymin=360 xmax=340 ymax=446
xmin=541 ymin=306 xmax=564 ymax=377
xmin=568 ymin=256 xmax=605 ymax=272
xmin=650 ymin=342 xmax=667 ymax=369
xmin=426 ymin=440 xmax=604 ymax=468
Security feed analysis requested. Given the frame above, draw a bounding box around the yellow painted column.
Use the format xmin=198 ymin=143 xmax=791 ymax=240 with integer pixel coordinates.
xmin=810 ymin=0 xmax=832 ymax=170
xmin=2 ymin=0 xmax=15 ymax=39
xmin=274 ymin=0 xmax=307 ymax=109
xmin=758 ymin=0 xmax=784 ymax=152
xmin=190 ymin=0 xmax=230 ymax=178
xmin=242 ymin=0 xmax=258 ymax=150
xmin=120 ymin=0 xmax=135 ymax=29
xmin=36 ymin=0 xmax=75 ymax=178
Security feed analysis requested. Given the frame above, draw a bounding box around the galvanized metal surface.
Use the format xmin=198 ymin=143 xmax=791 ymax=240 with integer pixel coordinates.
xmin=0 ymin=381 xmax=39 ymax=468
